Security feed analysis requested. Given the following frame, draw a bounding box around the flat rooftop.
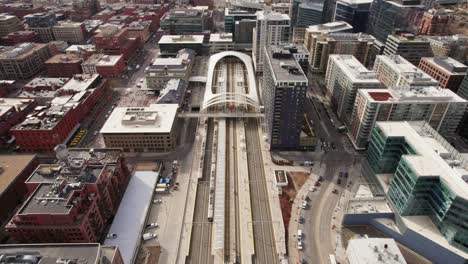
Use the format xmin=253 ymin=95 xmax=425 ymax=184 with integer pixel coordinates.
xmin=0 ymin=98 xmax=35 ymax=116
xmin=100 ymin=104 xmax=178 ymax=134
xmin=347 ymin=238 xmax=407 ymax=264
xmin=377 ymin=121 xmax=468 ymax=200
xmin=330 ymin=55 xmax=380 ymax=83
xmin=266 ymin=47 xmax=308 ymax=83
xmin=46 ymin=54 xmax=82 ymax=64
xmin=96 ymin=55 xmax=122 ymax=66
xmin=210 ymin=33 xmax=233 ymax=43
xmin=0 ymin=43 xmax=47 ymax=60
xmin=65 ymin=44 xmax=95 ymax=53
xmin=104 ymin=170 xmax=159 ymax=264
xmin=158 ymin=35 xmax=204 ymax=44
xmin=376 ymin=55 xmax=438 ymax=85
xmin=336 ymin=0 xmax=373 ymax=4
xmin=423 ymin=57 xmax=467 ymax=74
xmin=25 ymin=77 xmax=69 ymax=89
xmin=307 ymin=21 xmax=353 ymax=34
xmin=361 ymin=86 xmax=466 ymax=103
xmin=0 ymin=155 xmax=35 ymax=196
xmin=60 ymin=74 xmax=100 ymax=93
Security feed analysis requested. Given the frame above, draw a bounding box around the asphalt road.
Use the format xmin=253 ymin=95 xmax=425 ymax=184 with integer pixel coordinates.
xmin=246 ymin=119 xmax=278 ymax=264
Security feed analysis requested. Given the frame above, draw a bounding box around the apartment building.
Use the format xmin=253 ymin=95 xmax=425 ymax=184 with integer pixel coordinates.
xmin=418 ymin=57 xmax=467 ymax=93
xmin=52 ymin=21 xmax=87 ymax=44
xmin=252 ymin=11 xmax=290 ymax=73
xmin=0 ymin=14 xmax=23 ymax=37
xmin=24 ymin=13 xmax=57 ymax=43
xmin=333 ymin=0 xmax=372 ymax=33
xmin=5 ymin=147 xmax=130 ymax=243
xmin=325 ymin=55 xmax=381 ymax=125
xmin=420 ymin=35 xmax=468 ymax=65
xmin=94 ymin=25 xmax=139 ymax=61
xmin=82 ymin=54 xmax=125 ymax=78
xmin=349 ymin=86 xmax=467 ymax=149
xmin=383 ymin=34 xmax=433 ymax=66
xmin=418 ymin=8 xmax=451 ymax=36
xmin=263 ymin=46 xmax=315 ymax=150
xmin=367 ymin=121 xmax=468 ymax=254
xmin=0 ymin=43 xmax=51 ymax=79
xmin=100 ymin=104 xmax=178 ymax=152
xmin=373 ymin=55 xmax=439 ymax=88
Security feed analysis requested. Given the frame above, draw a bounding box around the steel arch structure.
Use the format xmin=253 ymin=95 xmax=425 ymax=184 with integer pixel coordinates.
xmin=202 ymin=51 xmax=260 ymax=111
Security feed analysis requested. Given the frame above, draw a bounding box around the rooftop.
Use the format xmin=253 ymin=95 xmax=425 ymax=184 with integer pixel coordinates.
xmin=83 ymin=54 xmax=123 ymax=66
xmin=376 ymin=55 xmax=438 ymax=85
xmin=307 ymin=21 xmax=353 ymax=34
xmin=25 ymin=77 xmax=69 ymax=89
xmin=377 ymin=121 xmax=468 ymax=200
xmin=329 ymin=55 xmax=380 ymax=83
xmin=347 ymin=238 xmax=407 ymax=264
xmin=54 ymin=21 xmax=83 ymax=28
xmin=0 ymin=155 xmax=35 ymax=196
xmin=158 ymin=35 xmax=204 ymax=44
xmin=256 ymin=10 xmax=290 ymax=21
xmin=148 ymin=49 xmax=194 ymax=69
xmin=0 ymin=98 xmax=36 ymax=116
xmin=362 ymin=86 xmax=466 ymax=103
xmin=423 ymin=57 xmax=467 ymax=74
xmin=156 ymin=79 xmax=185 ymax=105
xmin=336 ymin=0 xmax=373 ymax=5
xmin=0 ymin=43 xmax=47 ymax=60
xmin=266 ymin=47 xmax=307 ymax=83
xmin=209 ymin=33 xmax=233 ymax=43
xmin=327 ymin=32 xmax=375 ymax=42
xmin=65 ymin=44 xmax=95 ymax=53
xmin=100 ymin=104 xmax=178 ymax=134
xmin=45 ymin=54 xmax=82 ymax=64
xmin=18 ymin=148 xmax=122 ymax=215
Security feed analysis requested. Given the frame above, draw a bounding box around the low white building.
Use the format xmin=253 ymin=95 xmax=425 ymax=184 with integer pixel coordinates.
xmin=209 ymin=33 xmax=234 ymax=54
xmin=100 ymin=104 xmax=178 ymax=152
xmin=347 ymin=237 xmax=407 ymax=264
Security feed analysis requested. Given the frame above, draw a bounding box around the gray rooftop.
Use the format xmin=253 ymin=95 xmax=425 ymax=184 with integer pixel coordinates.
xmin=266 ymin=47 xmax=307 ymax=83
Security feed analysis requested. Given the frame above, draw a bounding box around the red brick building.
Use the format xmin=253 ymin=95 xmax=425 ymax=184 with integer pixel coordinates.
xmin=0 ymin=4 xmax=45 ymax=19
xmin=418 ymin=9 xmax=451 ymax=36
xmin=94 ymin=25 xmax=140 ymax=61
xmin=2 ymin=31 xmax=40 ymax=46
xmin=5 ymin=147 xmax=131 ymax=243
xmin=11 ymin=75 xmax=108 ymax=152
xmin=24 ymin=77 xmax=69 ymax=91
xmin=82 ymin=54 xmax=125 ymax=78
xmin=92 ymin=9 xmax=116 ymax=22
xmin=418 ymin=57 xmax=467 ymax=93
xmin=0 ymin=98 xmax=37 ymax=146
xmin=45 ymin=54 xmax=83 ymax=77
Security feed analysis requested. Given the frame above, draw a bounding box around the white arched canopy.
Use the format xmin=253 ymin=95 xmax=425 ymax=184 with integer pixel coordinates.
xmin=201 ymin=51 xmax=260 ymax=111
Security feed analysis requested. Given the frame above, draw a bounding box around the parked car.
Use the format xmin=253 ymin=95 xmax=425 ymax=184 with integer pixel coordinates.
xmin=297 ymin=240 xmax=303 ymax=250
xmin=106 ymin=233 xmax=117 ymax=239
xmin=145 ymin=223 xmax=159 ymax=229
xmin=299 ymin=217 xmax=305 ymax=224
xmin=142 ymin=233 xmax=157 ymax=241
xmin=332 ymin=189 xmax=338 ymax=194
xmin=153 ymin=199 xmax=162 ymax=204
xmin=302 ymin=200 xmax=308 ymax=209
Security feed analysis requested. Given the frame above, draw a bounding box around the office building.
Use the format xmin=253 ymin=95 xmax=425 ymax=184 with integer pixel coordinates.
xmin=159 ymin=7 xmax=212 ymax=35
xmin=263 ymin=46 xmax=315 ymax=150
xmin=373 ymin=55 xmax=439 ymax=88
xmin=367 ymin=121 xmax=468 ymax=253
xmin=100 ymin=104 xmax=178 ymax=152
xmin=127 ymin=20 xmax=151 ymax=43
xmin=457 ymin=75 xmax=468 ymax=138
xmin=349 ymin=86 xmax=467 ymax=149
xmin=145 ymin=48 xmax=194 ymax=91
xmin=70 ymin=0 xmax=100 ymax=21
xmin=5 ymin=147 xmax=130 ymax=243
xmin=347 ymin=238 xmax=407 ymax=264
xmin=333 ymin=0 xmax=372 ymax=33
xmin=418 ymin=8 xmax=451 ymax=36
xmin=420 ymin=35 xmax=468 ymax=65
xmin=11 ymin=75 xmax=108 ymax=152
xmin=45 ymin=54 xmax=83 ymax=77
xmin=82 ymin=54 xmax=125 ymax=78
xmin=367 ymin=0 xmax=424 ymax=43
xmin=0 ymin=14 xmax=23 ymax=37
xmin=52 ymin=21 xmax=87 ymax=45
xmin=418 ymin=57 xmax=467 ymax=93
xmin=2 ymin=31 xmax=40 ymax=45
xmin=0 ymin=244 xmax=124 ymax=264
xmin=234 ymin=19 xmax=256 ymax=47
xmin=289 ymin=0 xmax=324 ymax=42
xmin=224 ymin=8 xmax=256 ymax=43
xmin=325 ymin=55 xmax=381 ymax=125
xmin=253 ymin=11 xmax=290 ymax=73
xmin=383 ymin=34 xmax=433 ymax=66
xmin=272 ymin=3 xmax=290 ymax=14
xmin=304 ymin=25 xmax=374 ymax=73
xmin=0 ymin=43 xmax=51 ymax=79
xmin=24 ymin=13 xmax=57 ymax=43
xmin=158 ymin=35 xmax=203 ymax=55
xmin=0 ymin=98 xmax=37 ymax=146
xmin=209 ymin=33 xmax=234 ymax=54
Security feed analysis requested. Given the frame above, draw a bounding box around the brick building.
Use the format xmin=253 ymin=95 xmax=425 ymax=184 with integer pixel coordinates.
xmin=2 ymin=31 xmax=40 ymax=45
xmin=0 ymin=4 xmax=45 ymax=19
xmin=92 ymin=9 xmax=116 ymax=22
xmin=24 ymin=77 xmax=69 ymax=91
xmin=0 ymin=80 xmax=14 ymax=97
xmin=0 ymin=243 xmax=124 ymax=264
xmin=5 ymin=146 xmax=130 ymax=243
xmin=82 ymin=54 xmax=124 ymax=78
xmin=0 ymin=98 xmax=37 ymax=146
xmin=24 ymin=13 xmax=57 ymax=43
xmin=11 ymin=75 xmax=108 ymax=152
xmin=0 ymin=43 xmax=51 ymax=79
xmin=127 ymin=20 xmax=151 ymax=43
xmin=418 ymin=8 xmax=451 ymax=36
xmin=94 ymin=25 xmax=139 ymax=61
xmin=45 ymin=54 xmax=83 ymax=77
xmin=70 ymin=0 xmax=100 ymax=22
xmin=65 ymin=44 xmax=96 ymax=60
xmin=419 ymin=57 xmax=467 ymax=93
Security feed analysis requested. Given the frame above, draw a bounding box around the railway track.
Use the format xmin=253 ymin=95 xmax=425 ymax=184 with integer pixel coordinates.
xmin=245 ymin=119 xmax=278 ymax=264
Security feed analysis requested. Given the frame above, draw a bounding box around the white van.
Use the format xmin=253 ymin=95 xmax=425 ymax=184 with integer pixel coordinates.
xmin=297 ymin=229 xmax=303 ymax=241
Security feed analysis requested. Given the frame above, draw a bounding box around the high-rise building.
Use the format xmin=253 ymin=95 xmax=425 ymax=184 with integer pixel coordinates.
xmin=263 ymin=46 xmax=315 ymax=150
xmin=24 ymin=12 xmax=57 ymax=42
xmin=289 ymin=0 xmax=324 ymax=42
xmin=159 ymin=7 xmax=212 ymax=35
xmin=304 ymin=24 xmax=374 ymax=73
xmin=52 ymin=21 xmax=87 ymax=45
xmin=367 ymin=0 xmax=424 ymax=43
xmin=333 ymin=0 xmax=372 ymax=33
xmin=420 ymin=35 xmax=468 ymax=65
xmin=234 ymin=19 xmax=256 ymax=47
xmin=418 ymin=8 xmax=451 ymax=36
xmin=325 ymin=55 xmax=381 ymax=125
xmin=0 ymin=14 xmax=23 ymax=37
xmin=366 ymin=121 xmax=468 ymax=253
xmin=373 ymin=55 xmax=439 ymax=88
xmin=5 ymin=147 xmax=130 ymax=243
xmin=349 ymin=86 xmax=467 ymax=149
xmin=252 ymin=11 xmax=290 ymax=73
xmin=383 ymin=33 xmax=433 ymax=66
xmin=418 ymin=57 xmax=467 ymax=93
xmin=224 ymin=8 xmax=256 ymax=34
xmin=0 ymin=43 xmax=51 ymax=79
xmin=457 ymin=75 xmax=468 ymax=139
xmin=0 ymin=243 xmax=124 ymax=264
